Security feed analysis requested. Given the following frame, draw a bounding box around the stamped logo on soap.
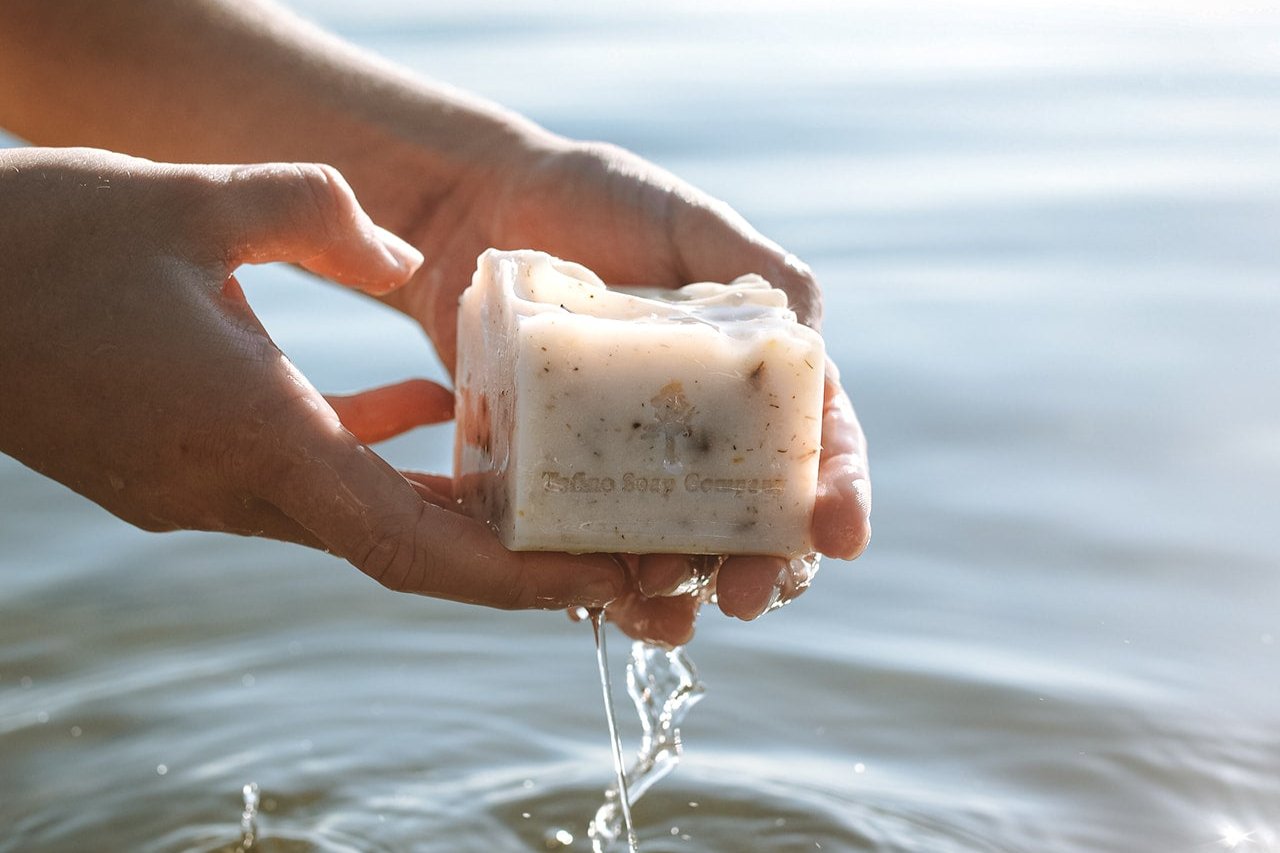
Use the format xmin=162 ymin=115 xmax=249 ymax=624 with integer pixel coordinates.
xmin=644 ymin=380 xmax=696 ymax=464
xmin=538 ymin=378 xmax=786 ymax=498
xmin=540 ymin=470 xmax=783 ymax=497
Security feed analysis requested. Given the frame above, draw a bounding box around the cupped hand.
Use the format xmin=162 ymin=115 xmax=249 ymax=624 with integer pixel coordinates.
xmin=382 ymin=136 xmax=872 ymax=644
xmin=0 ymin=147 xmax=623 ymax=610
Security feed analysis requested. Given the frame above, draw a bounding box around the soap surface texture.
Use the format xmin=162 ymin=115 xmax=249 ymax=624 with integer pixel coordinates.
xmin=454 ymin=249 xmax=825 ymax=557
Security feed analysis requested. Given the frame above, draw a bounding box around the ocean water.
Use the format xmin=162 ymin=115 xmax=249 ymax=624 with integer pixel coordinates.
xmin=2 ymin=1 xmax=1279 ymax=850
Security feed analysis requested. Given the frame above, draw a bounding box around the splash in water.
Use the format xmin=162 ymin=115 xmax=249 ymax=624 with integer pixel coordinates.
xmin=585 ymin=552 xmax=819 ymax=852
xmin=588 ymin=639 xmax=706 ymax=852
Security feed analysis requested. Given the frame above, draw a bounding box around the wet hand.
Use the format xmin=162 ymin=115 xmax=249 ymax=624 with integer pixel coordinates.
xmin=378 ymin=136 xmax=871 ymax=644
xmin=0 ymin=147 xmax=624 ymax=611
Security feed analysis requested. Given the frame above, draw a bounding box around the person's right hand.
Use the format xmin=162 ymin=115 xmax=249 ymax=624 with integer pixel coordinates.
xmin=365 ymin=136 xmax=871 ymax=645
xmin=0 ymin=147 xmax=624 ymax=610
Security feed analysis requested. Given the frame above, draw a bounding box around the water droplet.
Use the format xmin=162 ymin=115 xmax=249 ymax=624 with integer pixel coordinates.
xmin=35 ymin=711 xmax=48 ymax=724
xmin=156 ymin=764 xmax=168 ymax=776
xmin=854 ymin=762 xmax=866 ymax=774
xmin=240 ymin=783 xmax=260 ymax=849
xmin=763 ymin=553 xmax=822 ymax=615
xmin=543 ymin=827 xmax=575 ymax=849
xmin=70 ymin=726 xmax=82 ymax=737
xmin=242 ymin=783 xmax=260 ymax=812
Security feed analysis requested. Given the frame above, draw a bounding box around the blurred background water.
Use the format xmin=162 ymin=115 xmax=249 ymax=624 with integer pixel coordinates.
xmin=2 ymin=1 xmax=1278 ymax=850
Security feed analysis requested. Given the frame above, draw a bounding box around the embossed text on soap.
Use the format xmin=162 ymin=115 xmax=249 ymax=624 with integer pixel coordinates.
xmin=540 ymin=470 xmax=784 ymax=497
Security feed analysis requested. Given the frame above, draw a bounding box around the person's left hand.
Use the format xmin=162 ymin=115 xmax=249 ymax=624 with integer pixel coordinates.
xmin=0 ymin=147 xmax=626 ymax=611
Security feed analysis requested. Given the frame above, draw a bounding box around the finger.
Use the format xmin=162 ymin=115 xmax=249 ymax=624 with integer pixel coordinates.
xmin=716 ymin=555 xmax=789 ymax=621
xmin=253 ymin=364 xmax=624 ymax=610
xmin=636 ymin=553 xmax=700 ymax=597
xmin=401 ymin=471 xmax=457 ymax=512
xmin=670 ymin=196 xmax=823 ymax=328
xmin=325 ymin=379 xmax=454 ymax=445
xmin=812 ymin=360 xmax=872 ymax=560
xmin=606 ymin=590 xmax=700 ymax=648
xmin=218 ymin=494 xmax=327 ymax=550
xmin=202 ymin=162 xmax=423 ymax=294
xmin=404 ymin=478 xmax=454 ymax=510
xmin=401 ymin=471 xmax=455 ymax=502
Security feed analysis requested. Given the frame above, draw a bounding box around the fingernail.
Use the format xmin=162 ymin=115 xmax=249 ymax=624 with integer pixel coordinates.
xmin=373 ymin=224 xmax=424 ymax=276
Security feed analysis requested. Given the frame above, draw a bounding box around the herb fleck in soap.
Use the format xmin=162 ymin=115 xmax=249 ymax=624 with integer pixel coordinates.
xmin=454 ymin=249 xmax=824 ymax=556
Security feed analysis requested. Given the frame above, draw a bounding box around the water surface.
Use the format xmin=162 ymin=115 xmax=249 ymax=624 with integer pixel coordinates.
xmin=2 ymin=1 xmax=1279 ymax=850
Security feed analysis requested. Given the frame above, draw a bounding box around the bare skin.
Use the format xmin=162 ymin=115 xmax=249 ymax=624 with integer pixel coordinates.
xmin=0 ymin=0 xmax=870 ymax=644
xmin=0 ymin=148 xmax=626 ymax=608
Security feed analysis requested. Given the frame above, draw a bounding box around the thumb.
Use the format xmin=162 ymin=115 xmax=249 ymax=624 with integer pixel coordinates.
xmin=204 ymin=162 xmax=423 ymax=294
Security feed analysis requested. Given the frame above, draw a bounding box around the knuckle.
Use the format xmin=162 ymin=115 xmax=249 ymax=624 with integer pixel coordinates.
xmin=356 ymin=506 xmax=424 ymax=592
xmin=165 ymin=168 xmax=218 ymax=212
xmin=359 ymin=538 xmax=408 ymax=589
xmin=292 ymin=162 xmax=355 ymax=250
xmin=149 ymin=167 xmax=234 ymax=265
xmin=489 ymin=569 xmax=538 ymax=611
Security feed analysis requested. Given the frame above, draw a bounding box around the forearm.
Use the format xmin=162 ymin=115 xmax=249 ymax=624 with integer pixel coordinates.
xmin=0 ymin=0 xmax=550 ymax=237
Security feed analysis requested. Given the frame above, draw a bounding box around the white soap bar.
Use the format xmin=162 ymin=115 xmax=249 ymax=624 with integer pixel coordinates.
xmin=454 ymin=249 xmax=825 ymax=557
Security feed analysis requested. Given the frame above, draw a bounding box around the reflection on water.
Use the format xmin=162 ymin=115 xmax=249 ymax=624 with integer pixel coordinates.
xmin=3 ymin=0 xmax=1280 ymax=851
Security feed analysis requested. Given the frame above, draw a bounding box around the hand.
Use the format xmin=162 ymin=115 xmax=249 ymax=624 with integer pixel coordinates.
xmin=0 ymin=147 xmax=624 ymax=610
xmin=379 ymin=137 xmax=872 ymax=645
xmin=0 ymin=1 xmax=864 ymax=640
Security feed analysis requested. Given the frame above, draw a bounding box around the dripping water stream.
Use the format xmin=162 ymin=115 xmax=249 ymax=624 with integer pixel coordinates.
xmin=584 ymin=555 xmax=814 ymax=850
xmin=589 ymin=610 xmax=639 ymax=853
xmin=587 ymin=624 xmax=706 ymax=852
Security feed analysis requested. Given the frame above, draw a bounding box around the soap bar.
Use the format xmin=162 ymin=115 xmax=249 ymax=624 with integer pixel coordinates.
xmin=453 ymin=249 xmax=825 ymax=557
